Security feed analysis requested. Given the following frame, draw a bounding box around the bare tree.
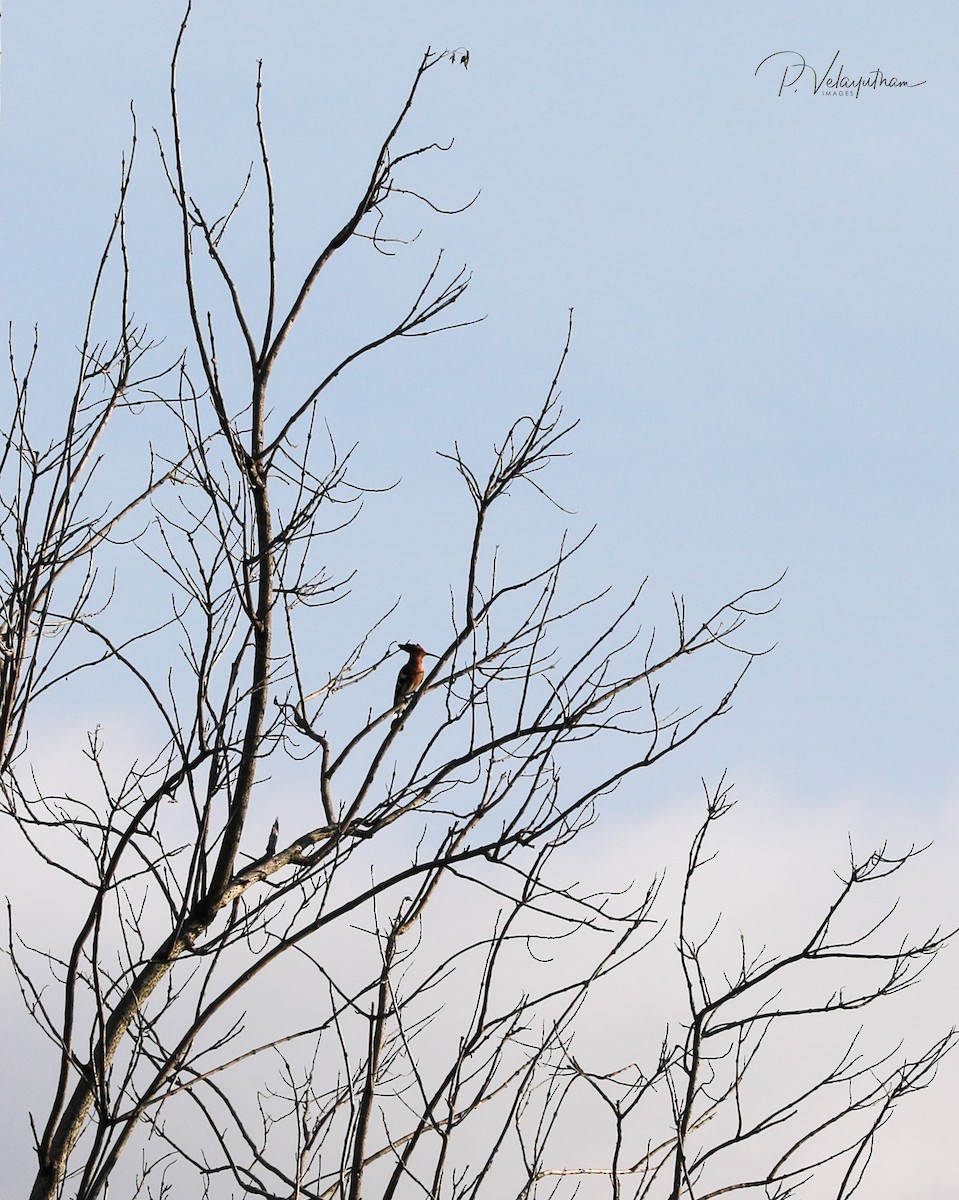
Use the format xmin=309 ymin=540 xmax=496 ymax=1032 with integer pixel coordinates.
xmin=3 ymin=11 xmax=953 ymax=1200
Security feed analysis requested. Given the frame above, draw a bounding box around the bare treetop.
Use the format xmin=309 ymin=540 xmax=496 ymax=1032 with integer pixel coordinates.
xmin=1 ymin=11 xmax=952 ymax=1200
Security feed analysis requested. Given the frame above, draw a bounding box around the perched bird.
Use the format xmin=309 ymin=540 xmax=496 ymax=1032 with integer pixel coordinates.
xmin=393 ymin=642 xmax=427 ymax=723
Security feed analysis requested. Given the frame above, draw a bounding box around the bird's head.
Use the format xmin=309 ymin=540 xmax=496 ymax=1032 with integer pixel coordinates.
xmin=398 ymin=642 xmax=426 ymax=657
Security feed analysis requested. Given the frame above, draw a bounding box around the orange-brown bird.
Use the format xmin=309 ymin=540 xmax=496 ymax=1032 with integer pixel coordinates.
xmin=393 ymin=642 xmax=426 ymax=712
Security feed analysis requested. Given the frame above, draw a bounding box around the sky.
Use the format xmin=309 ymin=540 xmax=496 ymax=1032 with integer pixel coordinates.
xmin=1 ymin=2 xmax=957 ymax=1197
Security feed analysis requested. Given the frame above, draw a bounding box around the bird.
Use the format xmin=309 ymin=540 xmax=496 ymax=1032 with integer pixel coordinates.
xmin=392 ymin=642 xmax=427 ymax=726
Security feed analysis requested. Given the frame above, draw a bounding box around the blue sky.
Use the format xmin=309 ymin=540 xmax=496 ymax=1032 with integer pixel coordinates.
xmin=1 ymin=2 xmax=956 ymax=1196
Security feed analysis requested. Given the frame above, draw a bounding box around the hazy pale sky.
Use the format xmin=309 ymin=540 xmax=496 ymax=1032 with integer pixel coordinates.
xmin=1 ymin=3 xmax=956 ymax=1196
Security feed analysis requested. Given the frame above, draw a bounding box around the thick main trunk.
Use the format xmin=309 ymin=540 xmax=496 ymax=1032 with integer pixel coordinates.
xmin=29 ymin=920 xmax=205 ymax=1200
